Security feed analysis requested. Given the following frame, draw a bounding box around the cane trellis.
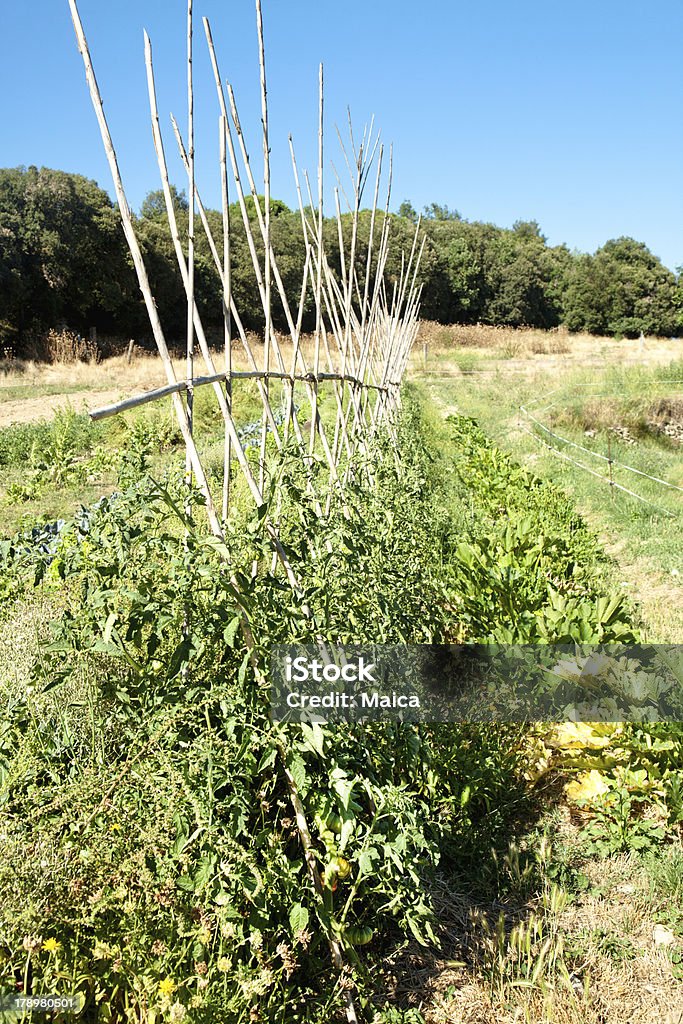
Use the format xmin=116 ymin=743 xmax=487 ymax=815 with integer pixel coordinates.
xmin=69 ymin=0 xmax=423 ymax=566
xmin=68 ymin=2 xmax=423 ymax=1017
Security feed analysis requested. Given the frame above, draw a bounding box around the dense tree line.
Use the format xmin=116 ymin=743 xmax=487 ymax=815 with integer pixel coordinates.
xmin=0 ymin=165 xmax=680 ymax=355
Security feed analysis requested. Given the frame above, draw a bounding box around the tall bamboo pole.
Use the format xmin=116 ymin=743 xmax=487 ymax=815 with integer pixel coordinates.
xmin=170 ymin=115 xmax=283 ymax=444
xmin=220 ymin=115 xmax=232 ymax=524
xmin=202 ymin=46 xmax=346 ymax=500
xmin=310 ymin=63 xmax=324 ymax=458
xmin=256 ymin=0 xmax=270 ymax=494
xmin=67 ymin=0 xmax=223 ymax=539
xmin=185 ymin=0 xmax=195 ymax=495
xmin=141 ymin=33 xmax=305 ymax=595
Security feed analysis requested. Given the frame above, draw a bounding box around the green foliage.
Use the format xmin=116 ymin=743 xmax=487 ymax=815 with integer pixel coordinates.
xmin=440 ymin=415 xmax=636 ymax=642
xmin=0 ymin=400 xmax=536 ymax=1022
xmin=2 ymin=163 xmax=680 ymax=350
xmin=550 ymin=720 xmax=683 ymax=854
xmin=396 ymin=200 xmax=418 ymax=223
xmin=579 ymin=785 xmax=666 ymax=856
xmin=0 ymin=165 xmax=138 ymax=342
xmin=0 ymin=409 xmax=103 ymax=494
xmin=422 ymin=202 xmax=462 ymax=221
xmin=0 ymin=420 xmax=54 ymax=468
xmin=0 ymin=394 xmax=656 ymax=1021
xmin=562 ymin=236 xmax=680 ymax=337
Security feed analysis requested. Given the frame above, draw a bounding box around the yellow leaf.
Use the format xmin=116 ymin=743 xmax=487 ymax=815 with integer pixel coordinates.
xmin=549 ymin=722 xmax=616 ymax=752
xmin=565 ymin=769 xmax=611 ymax=804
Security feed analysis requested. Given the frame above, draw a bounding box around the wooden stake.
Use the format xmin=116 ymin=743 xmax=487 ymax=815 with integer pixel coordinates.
xmin=256 ymin=0 xmax=271 ymax=495
xmin=185 ymin=0 xmax=195 ymax=496
xmin=67 ymin=0 xmax=222 ymax=538
xmin=220 ymin=115 xmax=233 ymax=525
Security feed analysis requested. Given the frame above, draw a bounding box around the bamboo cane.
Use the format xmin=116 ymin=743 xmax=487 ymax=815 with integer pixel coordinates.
xmin=220 ymin=115 xmax=232 ymax=524
xmin=205 ymin=117 xmax=347 ymax=508
xmin=204 ymin=23 xmax=341 ymax=490
xmin=185 ymin=0 xmax=195 ymax=496
xmin=67 ymin=0 xmax=222 ymax=538
xmin=256 ymin=0 xmax=271 ymax=495
xmin=169 ymin=115 xmax=282 ymax=445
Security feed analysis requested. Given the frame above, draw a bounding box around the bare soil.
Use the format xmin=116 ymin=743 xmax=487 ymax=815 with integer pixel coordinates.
xmin=0 ymin=389 xmax=128 ymax=428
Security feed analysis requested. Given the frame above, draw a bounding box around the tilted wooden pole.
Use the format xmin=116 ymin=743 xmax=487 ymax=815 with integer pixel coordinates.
xmin=256 ymin=0 xmax=271 ymax=496
xmin=67 ymin=0 xmax=222 ymax=539
xmin=220 ymin=115 xmax=233 ymax=524
xmin=185 ymin=0 xmax=195 ymax=495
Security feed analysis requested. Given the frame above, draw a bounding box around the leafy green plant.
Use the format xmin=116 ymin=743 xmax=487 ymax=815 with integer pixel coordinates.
xmin=441 ymin=415 xmax=636 ymax=642
xmin=579 ymin=785 xmax=665 ymax=856
xmin=28 ymin=408 xmax=88 ymax=486
xmin=4 ymin=480 xmax=40 ymax=503
xmin=0 ymin=393 xmax=652 ymax=1021
xmin=371 ymin=1009 xmax=424 ymax=1024
xmin=0 ymin=401 xmax=531 ymax=1022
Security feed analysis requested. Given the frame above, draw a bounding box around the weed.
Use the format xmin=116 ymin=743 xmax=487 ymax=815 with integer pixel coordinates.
xmin=579 ymin=786 xmax=666 ymax=856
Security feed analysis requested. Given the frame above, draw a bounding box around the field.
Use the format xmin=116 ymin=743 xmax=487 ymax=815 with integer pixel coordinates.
xmin=1 ymin=328 xmax=682 ymax=1024
xmin=412 ymin=323 xmax=683 ymax=643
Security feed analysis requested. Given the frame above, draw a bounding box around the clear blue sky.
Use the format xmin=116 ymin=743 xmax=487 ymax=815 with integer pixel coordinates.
xmin=1 ymin=0 xmax=681 ymax=270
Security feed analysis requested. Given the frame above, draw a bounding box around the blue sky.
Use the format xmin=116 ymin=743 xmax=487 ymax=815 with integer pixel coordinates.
xmin=1 ymin=0 xmax=681 ymax=270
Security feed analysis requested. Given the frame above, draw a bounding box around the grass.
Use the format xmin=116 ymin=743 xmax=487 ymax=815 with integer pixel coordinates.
xmin=412 ymin=336 xmax=683 ymax=643
xmin=374 ymin=823 xmax=683 ymax=1024
xmin=0 ymin=382 xmax=95 ymax=401
xmin=0 ymin=333 xmax=338 ymax=395
xmin=0 ymin=344 xmax=370 ymax=537
xmin=414 ymin=321 xmax=682 ymax=364
xmin=0 ymin=349 xmax=682 ymax=1023
xmin=378 ymin=809 xmax=683 ymax=1024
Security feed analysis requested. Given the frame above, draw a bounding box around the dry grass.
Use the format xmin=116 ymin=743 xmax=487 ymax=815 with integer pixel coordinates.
xmin=412 ymin=322 xmax=682 ymax=375
xmin=0 ymin=333 xmax=344 ymax=427
xmin=1 ymin=327 xmax=677 ymax=424
xmin=0 ymin=333 xmax=337 ymax=391
xmin=376 ymin=828 xmax=683 ymax=1024
xmin=0 ymin=593 xmax=54 ymax=700
xmin=417 ymin=321 xmax=574 ymax=356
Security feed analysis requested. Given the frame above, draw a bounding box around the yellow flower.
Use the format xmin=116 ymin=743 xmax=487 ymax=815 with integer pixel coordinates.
xmin=217 ymin=957 xmax=230 ymax=973
xmin=42 ymin=938 xmax=61 ymax=953
xmin=158 ymin=978 xmax=176 ymax=998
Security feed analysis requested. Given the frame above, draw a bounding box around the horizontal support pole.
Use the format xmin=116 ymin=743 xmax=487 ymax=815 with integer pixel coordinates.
xmin=89 ymin=370 xmax=403 ymax=421
xmin=90 ymin=379 xmax=188 ymax=419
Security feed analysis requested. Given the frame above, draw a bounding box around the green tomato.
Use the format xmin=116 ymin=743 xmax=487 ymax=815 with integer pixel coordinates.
xmin=345 ymin=925 xmax=373 ymax=946
xmin=325 ymin=812 xmax=343 ymax=834
xmin=329 ymin=856 xmax=351 ymax=880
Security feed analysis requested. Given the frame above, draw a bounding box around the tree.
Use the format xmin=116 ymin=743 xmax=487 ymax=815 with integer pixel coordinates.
xmin=443 ymin=221 xmax=498 ymax=323
xmin=423 ymin=202 xmax=462 ymax=221
xmin=0 ymin=166 xmax=137 ymax=347
xmin=139 ymin=186 xmax=189 ymax=220
xmin=485 ymin=228 xmax=566 ymax=328
xmin=397 ymin=200 xmax=418 ymax=223
xmin=563 ymin=237 xmax=680 ymax=337
xmin=512 ymin=219 xmax=546 ymax=242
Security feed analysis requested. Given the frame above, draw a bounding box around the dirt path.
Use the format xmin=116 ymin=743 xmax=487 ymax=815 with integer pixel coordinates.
xmin=0 ymin=388 xmax=128 ymax=427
